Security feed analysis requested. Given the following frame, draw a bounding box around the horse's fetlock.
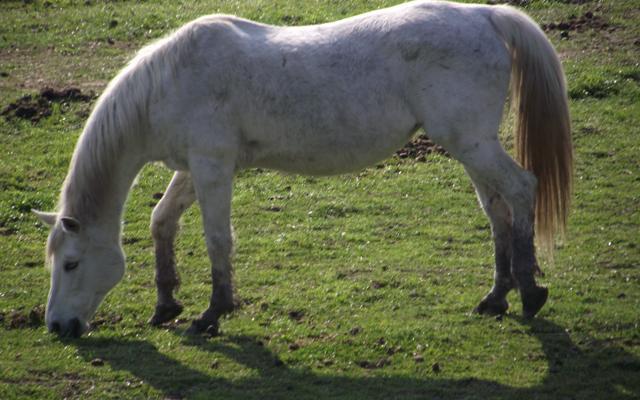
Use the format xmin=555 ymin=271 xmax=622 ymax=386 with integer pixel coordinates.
xmin=211 ymin=283 xmax=236 ymax=316
xmin=474 ymin=293 xmax=509 ymax=316
xmin=149 ymin=300 xmax=183 ymax=326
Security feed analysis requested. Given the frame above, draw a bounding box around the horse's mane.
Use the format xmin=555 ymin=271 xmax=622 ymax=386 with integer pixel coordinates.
xmin=57 ymin=21 xmax=201 ymax=223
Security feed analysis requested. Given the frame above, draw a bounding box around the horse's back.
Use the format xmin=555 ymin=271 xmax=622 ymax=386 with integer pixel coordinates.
xmin=152 ymin=1 xmax=512 ymax=174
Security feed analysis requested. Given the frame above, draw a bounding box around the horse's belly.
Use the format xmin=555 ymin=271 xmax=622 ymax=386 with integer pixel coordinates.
xmin=252 ymin=148 xmax=383 ymax=176
xmin=243 ymin=122 xmax=419 ymax=175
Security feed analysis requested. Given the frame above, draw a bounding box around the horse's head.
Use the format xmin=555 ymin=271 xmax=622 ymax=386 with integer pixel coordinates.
xmin=34 ymin=210 xmax=125 ymax=337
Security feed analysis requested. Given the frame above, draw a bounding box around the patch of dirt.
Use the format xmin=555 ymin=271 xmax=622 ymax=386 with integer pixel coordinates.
xmin=1 ymin=86 xmax=95 ymax=123
xmin=122 ymin=237 xmax=142 ymax=245
xmin=349 ymin=326 xmax=362 ymax=335
xmin=89 ymin=313 xmax=123 ymax=330
xmin=487 ymin=0 xmax=592 ymax=4
xmin=396 ymin=134 xmax=449 ymax=161
xmin=0 ymin=226 xmax=17 ymax=236
xmin=1 ymin=95 xmax=52 ymax=122
xmin=159 ymin=317 xmax=190 ymax=331
xmin=357 ymin=357 xmax=391 ymax=369
xmin=370 ymin=280 xmax=388 ymax=289
xmin=541 ymin=11 xmax=613 ymax=38
xmin=22 ymin=261 xmax=39 ymax=268
xmin=486 ymin=0 xmax=531 ymax=5
xmin=432 ymin=361 xmax=442 ymax=373
xmin=287 ymin=309 xmax=304 ymax=322
xmin=4 ymin=305 xmax=45 ymax=329
xmin=288 ymin=342 xmax=301 ymax=351
xmin=90 ymin=358 xmax=105 ymax=367
xmin=40 ymin=87 xmax=93 ymax=102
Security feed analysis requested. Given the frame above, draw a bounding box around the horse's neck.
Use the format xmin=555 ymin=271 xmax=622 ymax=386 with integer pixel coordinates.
xmin=61 ymin=130 xmax=147 ymax=239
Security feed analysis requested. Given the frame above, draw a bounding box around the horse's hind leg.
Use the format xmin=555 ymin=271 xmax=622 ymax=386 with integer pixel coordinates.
xmin=149 ymin=171 xmax=196 ymax=325
xmin=466 ymin=177 xmax=515 ymax=315
xmin=462 ymin=144 xmax=548 ymax=318
xmin=418 ymin=65 xmax=547 ymax=317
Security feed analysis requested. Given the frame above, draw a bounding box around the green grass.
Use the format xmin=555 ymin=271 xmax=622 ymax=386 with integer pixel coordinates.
xmin=1 ymin=0 xmax=639 ymax=399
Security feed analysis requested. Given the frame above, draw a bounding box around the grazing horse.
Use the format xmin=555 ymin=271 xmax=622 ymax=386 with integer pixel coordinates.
xmin=34 ymin=0 xmax=571 ymax=338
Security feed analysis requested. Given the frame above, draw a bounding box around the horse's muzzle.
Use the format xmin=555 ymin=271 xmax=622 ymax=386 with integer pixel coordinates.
xmin=48 ymin=317 xmax=84 ymax=338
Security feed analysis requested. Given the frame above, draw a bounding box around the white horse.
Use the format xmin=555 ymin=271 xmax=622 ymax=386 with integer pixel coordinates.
xmin=34 ymin=0 xmax=571 ymax=337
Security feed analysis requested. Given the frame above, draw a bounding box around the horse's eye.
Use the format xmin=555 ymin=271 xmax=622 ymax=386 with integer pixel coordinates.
xmin=64 ymin=261 xmax=79 ymax=272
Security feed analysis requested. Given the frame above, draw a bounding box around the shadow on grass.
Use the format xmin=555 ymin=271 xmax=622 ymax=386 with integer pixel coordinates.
xmin=72 ymin=318 xmax=640 ymax=399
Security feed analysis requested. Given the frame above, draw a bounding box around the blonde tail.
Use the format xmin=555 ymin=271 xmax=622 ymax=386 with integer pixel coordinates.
xmin=490 ymin=6 xmax=573 ymax=256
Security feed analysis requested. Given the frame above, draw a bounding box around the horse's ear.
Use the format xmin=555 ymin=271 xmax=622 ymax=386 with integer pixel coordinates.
xmin=32 ymin=209 xmax=57 ymax=227
xmin=60 ymin=216 xmax=81 ymax=234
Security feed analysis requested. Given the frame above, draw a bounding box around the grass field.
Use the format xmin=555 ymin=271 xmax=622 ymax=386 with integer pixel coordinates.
xmin=1 ymin=0 xmax=639 ymax=399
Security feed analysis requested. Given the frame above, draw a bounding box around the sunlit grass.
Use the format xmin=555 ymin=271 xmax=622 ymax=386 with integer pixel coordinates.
xmin=0 ymin=1 xmax=638 ymax=399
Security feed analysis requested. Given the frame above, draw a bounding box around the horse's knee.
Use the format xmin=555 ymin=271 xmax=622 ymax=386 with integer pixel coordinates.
xmin=204 ymin=230 xmax=234 ymax=258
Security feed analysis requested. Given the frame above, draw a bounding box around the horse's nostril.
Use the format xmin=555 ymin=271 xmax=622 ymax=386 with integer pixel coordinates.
xmin=50 ymin=321 xmax=61 ymax=334
xmin=69 ymin=318 xmax=82 ymax=338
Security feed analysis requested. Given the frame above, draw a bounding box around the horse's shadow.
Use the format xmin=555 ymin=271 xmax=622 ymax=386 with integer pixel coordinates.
xmin=72 ymin=317 xmax=640 ymax=399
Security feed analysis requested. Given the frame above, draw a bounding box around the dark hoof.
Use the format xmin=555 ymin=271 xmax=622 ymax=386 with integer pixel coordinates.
xmin=522 ymin=286 xmax=548 ymax=319
xmin=186 ymin=318 xmax=219 ymax=337
xmin=148 ymin=301 xmax=184 ymax=326
xmin=474 ymin=295 xmax=509 ymax=316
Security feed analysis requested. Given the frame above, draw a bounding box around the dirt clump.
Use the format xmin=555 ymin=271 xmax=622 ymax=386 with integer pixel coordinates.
xmin=4 ymin=305 xmax=45 ymax=329
xmin=1 ymin=95 xmax=52 ymax=123
xmin=432 ymin=362 xmax=442 ymax=373
xmin=90 ymin=358 xmax=105 ymax=367
xmin=40 ymin=87 xmax=93 ymax=103
xmin=357 ymin=357 xmax=391 ymax=369
xmin=90 ymin=313 xmax=123 ymax=330
xmin=349 ymin=326 xmax=362 ymax=335
xmin=541 ymin=11 xmax=613 ymax=38
xmin=28 ymin=305 xmax=45 ymax=326
xmin=487 ymin=0 xmax=592 ymax=4
xmin=287 ymin=309 xmax=304 ymax=322
xmin=397 ymin=134 xmax=449 ymax=161
xmin=486 ymin=0 xmax=531 ymax=5
xmin=2 ymin=86 xmax=95 ymax=123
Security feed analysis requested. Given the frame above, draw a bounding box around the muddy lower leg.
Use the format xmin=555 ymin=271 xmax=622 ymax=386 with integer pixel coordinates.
xmin=512 ymin=222 xmax=548 ymax=318
xmin=186 ymin=279 xmax=235 ymax=335
xmin=499 ymin=167 xmax=547 ymax=319
xmin=475 ymin=227 xmax=514 ymax=315
xmin=461 ymin=144 xmax=547 ymax=318
xmin=187 ymin=157 xmax=236 ymax=335
xmin=149 ymin=171 xmax=196 ymax=325
xmin=188 ymin=220 xmax=236 ymax=336
xmin=469 ymin=178 xmax=515 ymax=315
xmin=186 ymin=230 xmax=236 ymax=335
xmin=149 ymin=240 xmax=184 ymax=325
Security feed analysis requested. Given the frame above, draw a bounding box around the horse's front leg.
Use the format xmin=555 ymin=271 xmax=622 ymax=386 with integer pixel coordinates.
xmin=186 ymin=156 xmax=236 ymax=335
xmin=149 ymin=171 xmax=196 ymax=325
